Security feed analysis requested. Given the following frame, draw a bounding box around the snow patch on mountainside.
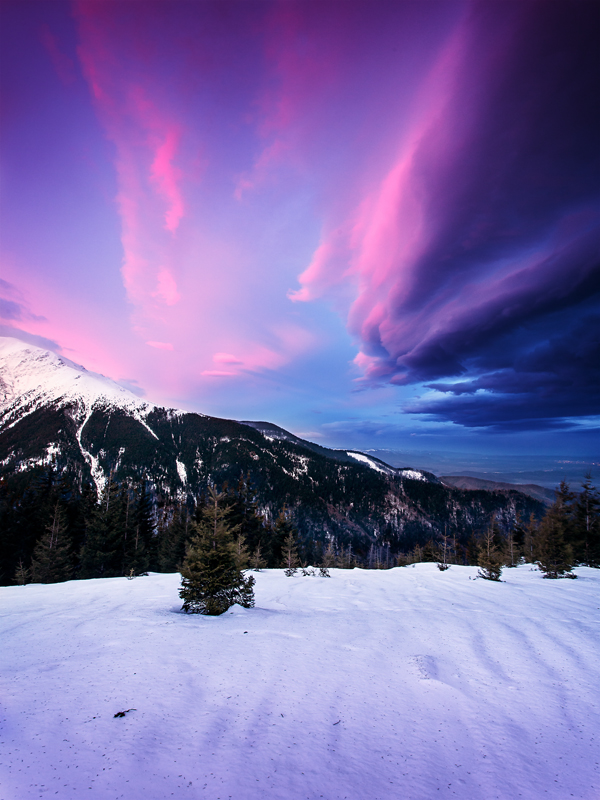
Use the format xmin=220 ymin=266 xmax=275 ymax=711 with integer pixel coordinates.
xmin=75 ymin=407 xmax=107 ymax=494
xmin=175 ymin=459 xmax=187 ymax=485
xmin=399 ymin=469 xmax=427 ymax=481
xmin=346 ymin=451 xmax=390 ymax=474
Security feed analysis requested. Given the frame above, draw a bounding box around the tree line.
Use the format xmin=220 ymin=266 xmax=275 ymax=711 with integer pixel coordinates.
xmin=1 ymin=467 xmax=598 ymax=589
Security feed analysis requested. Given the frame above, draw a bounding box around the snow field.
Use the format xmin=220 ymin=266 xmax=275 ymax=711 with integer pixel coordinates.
xmin=1 ymin=564 xmax=598 ymax=800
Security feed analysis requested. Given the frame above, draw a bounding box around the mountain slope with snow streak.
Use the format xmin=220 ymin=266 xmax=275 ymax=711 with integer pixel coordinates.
xmin=0 ymin=337 xmax=152 ymax=422
xmin=0 ymin=337 xmax=158 ymax=491
xmin=0 ymin=336 xmax=544 ymax=543
xmin=1 ymin=564 xmax=598 ymax=800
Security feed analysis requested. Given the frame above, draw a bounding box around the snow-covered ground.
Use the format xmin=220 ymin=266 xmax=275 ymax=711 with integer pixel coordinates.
xmin=1 ymin=564 xmax=598 ymax=800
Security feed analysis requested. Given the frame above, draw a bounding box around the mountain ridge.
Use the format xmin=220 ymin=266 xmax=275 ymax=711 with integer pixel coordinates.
xmin=0 ymin=335 xmax=544 ymax=547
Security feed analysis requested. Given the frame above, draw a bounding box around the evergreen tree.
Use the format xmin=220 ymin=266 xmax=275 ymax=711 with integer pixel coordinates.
xmin=505 ymin=527 xmax=519 ymax=568
xmin=157 ymin=505 xmax=192 ymax=572
xmin=79 ymin=477 xmax=127 ymax=579
xmin=226 ymin=475 xmax=268 ymax=561
xmin=250 ymin=542 xmax=267 ymax=571
xmin=14 ymin=558 xmax=30 ymax=586
xmin=281 ymin=527 xmax=300 ymax=576
xmin=179 ymin=488 xmax=255 ymax=615
xmin=269 ymin=506 xmax=296 ymax=568
xmin=465 ymin=533 xmax=479 ymax=566
xmin=572 ymin=474 xmax=600 ymax=567
xmin=321 ymin=540 xmax=336 ymax=570
xmin=422 ymin=539 xmax=438 ymax=563
xmin=336 ymin=543 xmax=355 ymax=569
xmin=477 ymin=521 xmax=504 ymax=581
xmin=123 ymin=485 xmax=154 ymax=576
xmin=30 ymin=502 xmax=74 ymax=583
xmin=522 ymin=514 xmax=539 ymax=564
xmin=509 ymin=515 xmax=527 ymax=566
xmin=437 ymin=528 xmax=452 ymax=571
xmin=536 ymin=499 xmax=575 ymax=579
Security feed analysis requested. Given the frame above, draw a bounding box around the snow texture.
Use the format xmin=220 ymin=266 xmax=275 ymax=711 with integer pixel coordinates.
xmin=0 ymin=337 xmax=152 ymax=420
xmin=1 ymin=564 xmax=598 ymax=800
xmin=176 ymin=459 xmax=188 ymax=485
xmin=346 ymin=451 xmax=389 ymax=474
xmin=398 ymin=469 xmax=427 ymax=482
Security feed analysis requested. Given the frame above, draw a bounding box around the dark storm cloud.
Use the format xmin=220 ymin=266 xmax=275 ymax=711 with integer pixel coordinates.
xmin=347 ymin=1 xmax=600 ymax=431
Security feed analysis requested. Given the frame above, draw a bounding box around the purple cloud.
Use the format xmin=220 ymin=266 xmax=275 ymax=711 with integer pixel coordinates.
xmin=293 ymin=0 xmax=600 ymax=430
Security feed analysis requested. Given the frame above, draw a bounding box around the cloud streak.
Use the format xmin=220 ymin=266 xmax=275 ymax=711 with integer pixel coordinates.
xmin=292 ymin=0 xmax=600 ymax=430
xmin=74 ymin=2 xmax=186 ymax=314
xmin=2 ymin=0 xmax=598 ymax=448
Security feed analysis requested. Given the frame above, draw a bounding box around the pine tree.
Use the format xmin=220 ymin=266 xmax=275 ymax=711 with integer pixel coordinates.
xmin=158 ymin=505 xmax=191 ymax=572
xmin=270 ymin=507 xmax=296 ymax=568
xmin=179 ymin=488 xmax=255 ymax=615
xmin=123 ymin=485 xmax=154 ymax=577
xmin=505 ymin=526 xmax=519 ymax=568
xmin=281 ymin=529 xmax=300 ymax=576
xmin=321 ymin=540 xmax=336 ymax=574
xmin=14 ymin=558 xmax=30 ymax=586
xmin=30 ymin=502 xmax=74 ymax=583
xmin=437 ymin=527 xmax=452 ymax=571
xmin=477 ymin=521 xmax=504 ymax=581
xmin=508 ymin=515 xmax=527 ymax=566
xmin=79 ymin=477 xmax=127 ymax=579
xmin=572 ymin=474 xmax=600 ymax=567
xmin=250 ymin=542 xmax=267 ymax=571
xmin=336 ymin=543 xmax=355 ymax=569
xmin=523 ymin=514 xmax=539 ymax=564
xmin=536 ymin=499 xmax=575 ymax=579
xmin=226 ymin=475 xmax=269 ymax=562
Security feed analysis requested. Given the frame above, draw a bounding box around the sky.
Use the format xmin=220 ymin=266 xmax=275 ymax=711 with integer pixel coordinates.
xmin=1 ymin=0 xmax=599 ymax=458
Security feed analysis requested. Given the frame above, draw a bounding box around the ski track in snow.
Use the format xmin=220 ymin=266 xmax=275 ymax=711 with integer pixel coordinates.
xmin=1 ymin=564 xmax=599 ymax=800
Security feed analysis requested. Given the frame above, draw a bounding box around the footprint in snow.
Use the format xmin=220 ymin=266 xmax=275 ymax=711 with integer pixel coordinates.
xmin=410 ymin=655 xmax=439 ymax=681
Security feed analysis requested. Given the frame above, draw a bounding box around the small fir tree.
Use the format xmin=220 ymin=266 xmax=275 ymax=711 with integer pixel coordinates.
xmin=122 ymin=484 xmax=154 ymax=576
xmin=271 ymin=507 xmax=296 ymax=568
xmin=79 ymin=477 xmax=127 ymax=579
xmin=522 ymin=514 xmax=539 ymax=564
xmin=437 ymin=527 xmax=452 ymax=571
xmin=320 ymin=540 xmax=336 ymax=575
xmin=250 ymin=542 xmax=267 ymax=571
xmin=30 ymin=502 xmax=73 ymax=583
xmin=336 ymin=543 xmax=355 ymax=569
xmin=572 ymin=474 xmax=600 ymax=567
xmin=179 ymin=488 xmax=255 ymax=615
xmin=536 ymin=499 xmax=575 ymax=579
xmin=158 ymin=506 xmax=191 ymax=572
xmin=14 ymin=558 xmax=30 ymax=586
xmin=477 ymin=521 xmax=504 ymax=581
xmin=281 ymin=530 xmax=300 ymax=576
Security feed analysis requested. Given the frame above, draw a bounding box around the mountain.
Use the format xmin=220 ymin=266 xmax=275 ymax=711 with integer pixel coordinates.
xmin=0 ymin=336 xmax=543 ymax=547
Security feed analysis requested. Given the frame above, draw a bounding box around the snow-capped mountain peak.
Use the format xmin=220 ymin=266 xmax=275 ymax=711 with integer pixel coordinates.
xmin=0 ymin=336 xmax=152 ymax=420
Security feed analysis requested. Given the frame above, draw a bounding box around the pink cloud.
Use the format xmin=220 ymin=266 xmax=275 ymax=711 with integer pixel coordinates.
xmin=213 ymin=353 xmax=243 ymax=365
xmin=201 ymin=370 xmax=236 ymax=378
xmin=74 ymin=3 xmax=186 ymax=320
xmin=289 ymin=16 xmax=475 ymax=379
xmin=152 ymin=268 xmax=180 ymax=306
xmin=146 ymin=341 xmax=173 ymax=351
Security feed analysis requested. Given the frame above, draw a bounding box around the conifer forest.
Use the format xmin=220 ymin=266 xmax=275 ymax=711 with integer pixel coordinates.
xmin=2 ymin=465 xmax=598 ymax=588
